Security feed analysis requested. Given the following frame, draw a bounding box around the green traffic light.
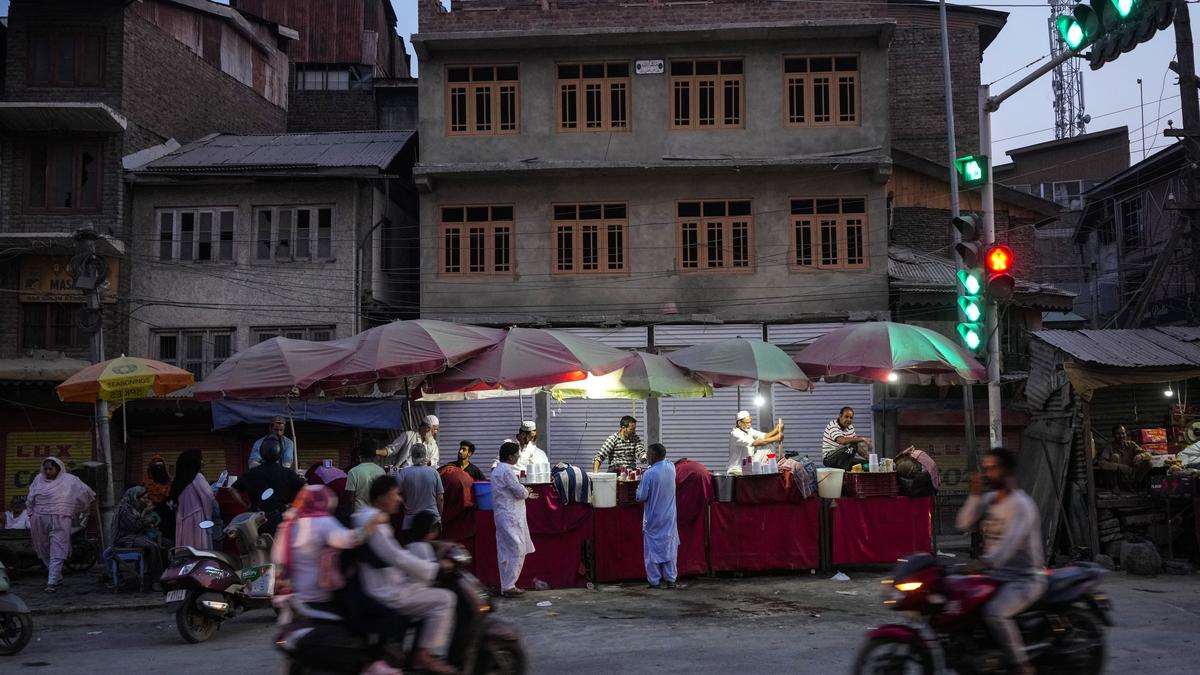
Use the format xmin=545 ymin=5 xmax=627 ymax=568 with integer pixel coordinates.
xmin=1058 ymin=16 xmax=1086 ymax=50
xmin=958 ymin=296 xmax=983 ymax=322
xmin=956 ymin=269 xmax=982 ymax=295
xmin=957 ymin=323 xmax=983 ymax=351
xmin=963 ymin=160 xmax=982 ymax=182
xmin=955 ymin=155 xmax=989 ymax=188
xmin=1112 ymin=0 xmax=1136 ymax=19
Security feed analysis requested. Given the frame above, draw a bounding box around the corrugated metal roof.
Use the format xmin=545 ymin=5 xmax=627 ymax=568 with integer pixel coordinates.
xmin=135 ymin=130 xmax=415 ymax=173
xmin=1032 ymin=328 xmax=1200 ymax=367
xmin=889 ymin=246 xmax=1074 ymax=298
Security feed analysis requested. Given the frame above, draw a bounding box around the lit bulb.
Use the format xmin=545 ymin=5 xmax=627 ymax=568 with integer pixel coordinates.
xmin=887 ymin=372 xmax=899 ymax=383
xmin=753 ymin=395 xmax=766 ymax=407
xmin=1164 ymin=388 xmax=1174 ymax=397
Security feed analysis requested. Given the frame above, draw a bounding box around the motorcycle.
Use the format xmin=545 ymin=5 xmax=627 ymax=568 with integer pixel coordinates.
xmin=160 ymin=489 xmax=277 ymax=643
xmin=276 ymin=542 xmax=527 ymax=675
xmin=0 ymin=514 xmax=99 ymax=574
xmin=854 ymin=552 xmax=1111 ymax=675
xmin=0 ymin=560 xmax=33 ymax=656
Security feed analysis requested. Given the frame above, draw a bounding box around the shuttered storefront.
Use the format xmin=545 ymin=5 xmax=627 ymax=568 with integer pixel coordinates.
xmin=660 ymin=387 xmax=762 ymax=472
xmin=434 ymin=396 xmax=533 ymax=477
xmin=772 ymin=384 xmax=875 ymax=461
xmin=546 ymin=397 xmax=647 ymax=469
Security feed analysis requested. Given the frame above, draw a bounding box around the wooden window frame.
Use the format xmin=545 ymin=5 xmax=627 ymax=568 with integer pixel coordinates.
xmin=789 ymin=196 xmax=870 ymax=271
xmin=20 ymin=303 xmax=82 ymax=351
xmin=25 ymin=141 xmax=102 ymax=212
xmin=1119 ymin=195 xmax=1143 ymax=251
xmin=438 ymin=205 xmax=516 ymax=277
xmin=783 ymin=55 xmax=860 ymax=128
xmin=152 ymin=328 xmax=235 ymax=380
xmin=445 ymin=65 xmax=520 ymax=136
xmin=156 ymin=208 xmax=236 ymax=263
xmin=28 ymin=30 xmax=105 ymax=87
xmin=556 ymin=62 xmax=631 ymax=133
xmin=551 ymin=203 xmax=630 ymax=275
xmin=669 ymin=59 xmax=745 ymax=130
xmin=252 ymin=205 xmax=335 ymax=263
xmin=252 ymin=326 xmax=335 ymax=343
xmin=675 ymin=199 xmax=754 ymax=273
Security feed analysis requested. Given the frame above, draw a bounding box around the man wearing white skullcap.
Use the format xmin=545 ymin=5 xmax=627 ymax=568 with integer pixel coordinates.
xmin=727 ymin=410 xmax=783 ymax=474
xmin=385 ymin=414 xmax=442 ymax=469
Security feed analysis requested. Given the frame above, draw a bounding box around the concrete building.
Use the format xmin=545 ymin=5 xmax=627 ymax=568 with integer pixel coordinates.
xmin=231 ymin=0 xmax=418 ymax=132
xmin=0 ymin=0 xmax=291 ymax=504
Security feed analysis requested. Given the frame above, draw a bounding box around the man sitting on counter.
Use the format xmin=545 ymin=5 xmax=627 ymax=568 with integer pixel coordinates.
xmin=821 ymin=406 xmax=874 ymax=470
xmin=727 ymin=410 xmax=784 ymax=474
xmin=594 ymin=415 xmax=646 ymax=473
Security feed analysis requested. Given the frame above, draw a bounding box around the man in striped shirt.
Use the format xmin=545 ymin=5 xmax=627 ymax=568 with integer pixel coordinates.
xmin=821 ymin=406 xmax=873 ymax=470
xmin=593 ymin=415 xmax=646 ymax=473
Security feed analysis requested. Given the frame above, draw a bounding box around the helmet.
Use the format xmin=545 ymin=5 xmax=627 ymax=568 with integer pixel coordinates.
xmin=259 ymin=437 xmax=283 ymax=464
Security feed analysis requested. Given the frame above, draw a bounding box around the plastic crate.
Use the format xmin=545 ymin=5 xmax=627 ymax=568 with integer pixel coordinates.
xmin=1150 ymin=474 xmax=1196 ymax=497
xmin=842 ymin=472 xmax=898 ymax=499
xmin=616 ymin=480 xmax=640 ymax=507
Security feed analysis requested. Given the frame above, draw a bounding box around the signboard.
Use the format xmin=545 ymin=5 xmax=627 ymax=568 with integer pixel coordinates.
xmin=19 ymin=255 xmax=118 ymax=303
xmin=635 ymin=59 xmax=664 ymax=75
xmin=4 ymin=431 xmax=93 ymax=500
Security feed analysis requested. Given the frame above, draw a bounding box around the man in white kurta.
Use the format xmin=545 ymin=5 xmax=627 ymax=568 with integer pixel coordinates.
xmin=492 ymin=442 xmax=535 ymax=596
xmin=636 ymin=443 xmax=680 ymax=588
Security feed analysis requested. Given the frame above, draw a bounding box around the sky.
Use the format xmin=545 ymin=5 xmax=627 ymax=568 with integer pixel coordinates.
xmin=3 ymin=0 xmax=1194 ymax=162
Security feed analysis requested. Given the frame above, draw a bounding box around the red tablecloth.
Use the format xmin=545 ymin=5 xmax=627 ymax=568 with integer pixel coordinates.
xmin=735 ymin=473 xmax=799 ymax=504
xmin=831 ymin=495 xmax=933 ymax=565
xmin=472 ymin=485 xmax=591 ymax=590
xmin=710 ymin=499 xmax=820 ymax=572
xmin=675 ymin=459 xmax=713 ymax=577
xmin=594 ymin=504 xmax=644 ymax=582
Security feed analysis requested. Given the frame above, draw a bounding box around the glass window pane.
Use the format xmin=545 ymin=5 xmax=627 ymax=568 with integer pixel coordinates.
xmin=197 ymin=211 xmax=213 ymax=261
xmin=317 ymin=208 xmax=332 ymax=258
xmin=257 ymin=210 xmax=272 ymax=260
xmin=31 ymin=35 xmax=52 ymax=84
xmin=560 ymin=83 xmax=577 ymax=129
xmin=609 ymin=82 xmax=627 ymax=128
xmin=579 ymin=204 xmax=602 ymax=220
xmin=820 ymin=219 xmax=839 ymax=266
xmin=471 ymin=66 xmax=494 ymax=81
xmin=179 ymin=212 xmax=195 ymax=261
xmin=698 ymin=80 xmax=715 ymax=126
xmin=788 ymin=77 xmax=806 ymax=125
xmin=557 ymin=225 xmax=574 ymax=272
xmin=558 ymin=64 xmax=579 ymax=79
xmin=77 ymin=146 xmax=98 ymax=208
xmin=672 ymin=80 xmax=690 ymax=126
xmin=607 ymin=224 xmax=624 ymax=270
xmin=585 ymin=83 xmax=602 ymax=128
xmin=607 ymin=63 xmax=628 ymax=78
xmin=493 ymin=227 xmax=511 ymax=272
xmin=158 ymin=334 xmax=178 ymax=362
xmin=491 ymin=205 xmax=513 ymax=221
xmin=838 ymin=75 xmax=856 ymax=123
xmin=468 ymin=227 xmax=485 ymax=273
xmin=846 ymin=219 xmax=865 ymax=266
xmin=696 ymin=61 xmax=718 ymax=76
xmin=554 ymin=205 xmax=577 ymax=220
xmin=582 ymin=63 xmax=604 ymax=79
xmin=58 ymin=35 xmax=77 ymax=85
xmin=295 ymin=209 xmax=311 ymax=259
xmin=212 ymin=333 xmax=232 ymax=360
xmin=79 ymin=35 xmax=103 ymax=85
xmin=276 ymin=209 xmax=292 ymax=260
xmin=496 ymin=65 xmax=518 ymax=81
xmin=185 ymin=334 xmax=203 ymax=359
xmin=795 ymin=219 xmax=813 ymax=266
xmin=28 ymin=144 xmax=47 ymax=208
xmin=702 ymin=201 xmax=726 ymax=217
xmin=449 ymin=87 xmax=468 ymax=132
xmin=475 ymin=86 xmax=492 ymax=131
xmin=706 ymin=222 xmax=724 ymax=268
xmin=219 ymin=211 xmax=234 ymax=261
xmin=582 ymin=225 xmax=599 ymax=270
xmin=443 ymin=228 xmax=461 ymax=273
xmin=50 ymin=145 xmax=74 ymax=208
xmin=813 ymin=77 xmax=831 ymax=123
xmin=681 ymin=223 xmax=698 ymax=269
xmin=159 ymin=212 xmax=174 ymax=261
xmin=326 ymin=70 xmax=349 ymax=90
xmin=499 ymin=85 xmax=517 ymax=131
xmin=447 ymin=67 xmax=470 ymax=83
xmin=723 ymin=79 xmax=740 ymax=125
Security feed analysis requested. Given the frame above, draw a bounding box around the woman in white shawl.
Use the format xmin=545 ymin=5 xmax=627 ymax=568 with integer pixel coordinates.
xmin=27 ymin=456 xmax=95 ymax=592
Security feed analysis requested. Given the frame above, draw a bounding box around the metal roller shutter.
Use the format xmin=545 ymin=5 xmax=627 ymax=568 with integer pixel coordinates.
xmin=546 ymin=398 xmax=647 ymax=469
xmin=659 ymin=387 xmax=764 ymax=472
xmin=772 ymin=383 xmax=874 ymax=461
xmin=654 ymin=324 xmax=762 ymax=346
xmin=559 ymin=326 xmax=649 ymax=349
xmin=435 ymin=397 xmax=533 ymax=478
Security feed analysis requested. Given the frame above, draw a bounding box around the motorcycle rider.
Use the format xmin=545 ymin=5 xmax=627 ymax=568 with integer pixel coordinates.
xmin=955 ymin=447 xmax=1047 ymax=675
xmin=232 ymin=437 xmax=305 ymax=535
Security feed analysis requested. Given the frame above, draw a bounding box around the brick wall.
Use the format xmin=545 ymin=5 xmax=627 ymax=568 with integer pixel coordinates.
xmin=888 ymin=25 xmax=980 ymax=163
xmin=892 ymin=206 xmax=1035 ymax=269
xmin=288 ymin=89 xmax=379 ymax=132
xmin=3 ymin=0 xmax=125 ymax=108
xmin=122 ymin=12 xmax=286 ymax=152
xmin=418 ymin=0 xmax=887 ymax=32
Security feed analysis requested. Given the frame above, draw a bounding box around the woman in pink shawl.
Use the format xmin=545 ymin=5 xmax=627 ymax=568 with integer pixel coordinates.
xmin=27 ymin=456 xmax=95 ymax=592
xmin=169 ymin=449 xmax=217 ymax=549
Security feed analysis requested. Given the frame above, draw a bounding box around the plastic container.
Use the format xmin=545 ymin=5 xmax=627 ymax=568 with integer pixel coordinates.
xmin=868 ymin=453 xmax=879 ymax=473
xmin=816 ymin=467 xmax=845 ymax=499
xmin=588 ymin=472 xmax=617 ymax=508
xmin=713 ymin=474 xmax=735 ymax=502
xmin=473 ymin=481 xmax=493 ymax=511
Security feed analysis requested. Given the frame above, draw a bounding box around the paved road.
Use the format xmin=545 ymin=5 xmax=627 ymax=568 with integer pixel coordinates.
xmin=8 ymin=570 xmax=1200 ymax=673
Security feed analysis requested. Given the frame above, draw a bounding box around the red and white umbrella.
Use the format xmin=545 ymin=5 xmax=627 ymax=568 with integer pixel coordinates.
xmin=318 ymin=320 xmax=505 ymax=393
xmin=421 ymin=327 xmax=636 ymax=394
xmin=794 ymin=321 xmax=986 ymax=386
xmin=193 ymin=337 xmax=356 ymax=401
xmin=666 ymin=337 xmax=813 ymax=391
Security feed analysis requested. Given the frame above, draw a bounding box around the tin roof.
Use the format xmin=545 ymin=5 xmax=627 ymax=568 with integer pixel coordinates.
xmin=889 ymin=246 xmax=1075 ymax=310
xmin=134 ymin=130 xmax=415 ymax=174
xmin=1032 ymin=327 xmax=1200 ymax=367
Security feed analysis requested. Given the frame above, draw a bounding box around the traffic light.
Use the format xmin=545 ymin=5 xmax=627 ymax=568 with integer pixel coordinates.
xmin=985 ymin=244 xmax=1016 ymax=301
xmin=953 ymin=214 xmax=986 ymax=354
xmin=955 ymin=155 xmax=988 ymax=189
xmin=1054 ymin=1 xmax=1176 ymax=69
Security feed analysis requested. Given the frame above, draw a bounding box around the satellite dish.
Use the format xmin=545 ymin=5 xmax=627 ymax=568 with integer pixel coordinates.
xmin=198 ymin=520 xmax=214 ymax=530
xmin=261 ymin=488 xmax=274 ymax=501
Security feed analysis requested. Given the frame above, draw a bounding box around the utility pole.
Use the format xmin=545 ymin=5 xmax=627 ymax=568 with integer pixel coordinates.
xmin=940 ymin=0 xmax=978 ymax=469
xmin=72 ymin=225 xmax=115 ymax=544
xmin=1169 ymin=3 xmax=1200 ymax=323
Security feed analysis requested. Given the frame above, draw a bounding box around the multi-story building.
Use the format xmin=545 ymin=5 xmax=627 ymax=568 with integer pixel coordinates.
xmin=231 ymin=0 xmax=418 ymax=132
xmin=0 ymin=0 xmax=290 ymax=503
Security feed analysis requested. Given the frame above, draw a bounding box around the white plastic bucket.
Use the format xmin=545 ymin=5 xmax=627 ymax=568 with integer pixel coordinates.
xmin=588 ymin=472 xmax=617 ymax=508
xmin=816 ymin=468 xmax=845 ymax=499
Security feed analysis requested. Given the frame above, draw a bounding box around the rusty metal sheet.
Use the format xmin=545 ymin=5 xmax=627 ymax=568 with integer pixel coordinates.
xmin=136 ymin=131 xmax=415 ymax=172
xmin=1033 ymin=328 xmax=1200 ymax=367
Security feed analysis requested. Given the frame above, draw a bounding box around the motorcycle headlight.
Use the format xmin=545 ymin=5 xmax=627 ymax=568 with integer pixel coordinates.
xmin=179 ymin=562 xmax=198 ymax=576
xmin=895 ymin=581 xmax=923 ymax=592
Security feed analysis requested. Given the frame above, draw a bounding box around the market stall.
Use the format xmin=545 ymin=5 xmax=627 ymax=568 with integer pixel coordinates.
xmin=831 ymin=495 xmax=934 ymax=566
xmin=472 ymin=484 xmax=592 ymax=589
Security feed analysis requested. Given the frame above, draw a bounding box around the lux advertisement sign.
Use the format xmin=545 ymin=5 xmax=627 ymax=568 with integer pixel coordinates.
xmin=19 ymin=256 xmax=118 ymax=303
xmin=3 ymin=432 xmax=93 ymax=500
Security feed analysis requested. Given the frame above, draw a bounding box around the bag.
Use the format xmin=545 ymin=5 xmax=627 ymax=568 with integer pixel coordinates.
xmin=778 ymin=457 xmax=818 ymax=499
xmin=896 ymin=446 xmax=938 ymax=497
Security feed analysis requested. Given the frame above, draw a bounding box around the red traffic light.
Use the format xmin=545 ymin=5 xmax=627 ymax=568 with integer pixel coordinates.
xmin=986 ymin=245 xmax=1014 ymax=274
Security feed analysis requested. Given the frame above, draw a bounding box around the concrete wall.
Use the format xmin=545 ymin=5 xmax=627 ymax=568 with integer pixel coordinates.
xmin=418 ymin=38 xmax=890 ymax=167
xmin=420 ymin=170 xmax=889 ymax=324
xmin=1002 ymin=130 xmax=1130 ymax=187
xmin=126 ymin=180 xmax=363 ymax=359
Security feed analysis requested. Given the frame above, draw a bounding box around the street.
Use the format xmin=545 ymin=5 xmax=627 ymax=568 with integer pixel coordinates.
xmin=9 ymin=570 xmax=1200 ymax=673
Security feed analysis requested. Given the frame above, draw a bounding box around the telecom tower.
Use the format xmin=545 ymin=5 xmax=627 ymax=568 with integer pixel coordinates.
xmin=1049 ymin=0 xmax=1090 ymax=137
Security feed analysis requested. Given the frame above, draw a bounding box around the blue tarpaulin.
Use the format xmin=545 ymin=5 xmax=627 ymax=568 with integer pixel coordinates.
xmin=211 ymin=399 xmax=405 ymax=430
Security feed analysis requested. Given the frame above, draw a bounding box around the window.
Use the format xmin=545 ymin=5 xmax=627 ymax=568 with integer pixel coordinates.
xmin=676 ymin=200 xmax=752 ymax=271
xmin=791 ymin=197 xmax=869 ymax=269
xmin=157 ymin=209 xmax=236 ymax=262
xmin=784 ymin=55 xmax=858 ymax=127
xmin=1119 ymin=196 xmax=1143 ymax=250
xmin=557 ymin=63 xmax=630 ymax=132
xmin=20 ymin=303 xmax=82 ymax=350
xmin=670 ymin=59 xmax=744 ymax=129
xmin=254 ymin=206 xmax=334 ymax=262
xmin=439 ymin=205 xmax=514 ymax=276
xmin=27 ymin=141 xmax=101 ymax=211
xmin=295 ymin=64 xmax=363 ymax=91
xmin=153 ymin=328 xmax=234 ymax=379
xmin=446 ymin=65 xmax=519 ymax=135
xmin=253 ymin=326 xmax=335 ymax=344
xmin=553 ymin=203 xmax=628 ymax=274
xmin=29 ymin=31 xmax=104 ymax=86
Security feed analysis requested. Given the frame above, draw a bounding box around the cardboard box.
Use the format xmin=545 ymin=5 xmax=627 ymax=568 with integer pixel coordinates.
xmin=1142 ymin=441 xmax=1169 ymax=455
xmin=1138 ymin=428 xmax=1168 ymax=444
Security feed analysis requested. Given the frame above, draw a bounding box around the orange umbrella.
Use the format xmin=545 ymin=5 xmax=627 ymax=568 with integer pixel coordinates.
xmin=57 ymin=355 xmax=194 ymax=403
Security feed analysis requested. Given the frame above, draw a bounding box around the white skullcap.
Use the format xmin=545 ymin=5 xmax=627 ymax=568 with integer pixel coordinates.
xmin=422 ymin=415 xmax=439 ymax=426
xmin=736 ymin=410 xmax=752 ymax=421
xmin=520 ymin=420 xmax=536 ymax=432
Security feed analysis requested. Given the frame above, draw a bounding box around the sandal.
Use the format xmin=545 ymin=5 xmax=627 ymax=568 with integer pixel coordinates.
xmin=44 ymin=585 xmax=57 ymax=593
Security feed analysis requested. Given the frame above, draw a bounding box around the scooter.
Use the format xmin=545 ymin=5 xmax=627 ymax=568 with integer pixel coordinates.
xmin=276 ymin=543 xmax=527 ymax=675
xmin=160 ymin=489 xmax=277 ymax=643
xmin=0 ymin=560 xmax=33 ymax=656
